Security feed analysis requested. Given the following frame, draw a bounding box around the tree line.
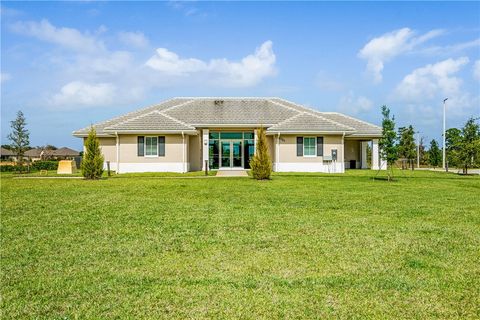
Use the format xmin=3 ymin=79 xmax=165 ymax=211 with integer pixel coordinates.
xmin=380 ymin=106 xmax=480 ymax=180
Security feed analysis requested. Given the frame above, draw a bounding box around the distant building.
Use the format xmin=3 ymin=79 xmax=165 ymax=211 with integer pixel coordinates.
xmin=24 ymin=147 xmax=80 ymax=161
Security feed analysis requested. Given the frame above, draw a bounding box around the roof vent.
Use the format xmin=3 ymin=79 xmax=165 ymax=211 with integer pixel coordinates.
xmin=214 ymin=100 xmax=224 ymax=105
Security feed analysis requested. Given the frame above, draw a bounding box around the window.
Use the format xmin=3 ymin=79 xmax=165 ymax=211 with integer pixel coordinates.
xmin=303 ymin=137 xmax=316 ymax=156
xmin=145 ymin=136 xmax=158 ymax=156
xmin=220 ymin=132 xmax=243 ymax=139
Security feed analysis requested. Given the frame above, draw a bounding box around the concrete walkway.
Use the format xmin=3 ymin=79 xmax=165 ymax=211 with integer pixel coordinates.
xmin=216 ymin=170 xmax=249 ymax=177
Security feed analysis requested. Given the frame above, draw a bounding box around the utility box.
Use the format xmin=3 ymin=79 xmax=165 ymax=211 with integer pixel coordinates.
xmin=57 ymin=160 xmax=77 ymax=174
xmin=350 ymin=160 xmax=356 ymax=169
xmin=331 ymin=149 xmax=338 ymax=161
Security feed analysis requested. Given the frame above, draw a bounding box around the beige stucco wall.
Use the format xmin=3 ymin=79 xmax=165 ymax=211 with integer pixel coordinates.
xmin=266 ymin=135 xmax=275 ymax=162
xmin=344 ymin=140 xmax=360 ymax=162
xmin=188 ymin=134 xmax=201 ymax=171
xmin=85 ymin=137 xmax=117 ymax=163
xmin=118 ymin=134 xmax=185 ymax=163
xmin=276 ymin=135 xmax=344 ymax=163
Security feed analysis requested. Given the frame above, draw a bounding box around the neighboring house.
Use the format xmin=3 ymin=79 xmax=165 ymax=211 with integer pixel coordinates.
xmin=73 ymin=97 xmax=386 ymax=173
xmin=25 ymin=147 xmax=80 ymax=161
xmin=0 ymin=147 xmax=15 ymax=161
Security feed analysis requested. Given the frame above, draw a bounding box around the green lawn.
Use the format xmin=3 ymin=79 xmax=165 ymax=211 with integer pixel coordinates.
xmin=1 ymin=170 xmax=479 ymax=319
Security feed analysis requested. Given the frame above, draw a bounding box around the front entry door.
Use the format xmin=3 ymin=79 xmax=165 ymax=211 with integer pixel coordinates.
xmin=221 ymin=140 xmax=243 ymax=168
xmin=221 ymin=141 xmax=231 ymax=167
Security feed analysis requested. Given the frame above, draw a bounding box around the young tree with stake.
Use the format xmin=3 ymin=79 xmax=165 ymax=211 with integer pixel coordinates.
xmin=81 ymin=127 xmax=104 ymax=179
xmin=7 ymin=111 xmax=30 ymax=168
xmin=379 ymin=105 xmax=398 ymax=181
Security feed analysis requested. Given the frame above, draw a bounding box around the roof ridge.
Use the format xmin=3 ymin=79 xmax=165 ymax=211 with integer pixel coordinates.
xmin=268 ymin=112 xmax=305 ymax=129
xmin=321 ymin=112 xmax=382 ymax=130
xmin=105 ymin=109 xmax=161 ymax=129
xmin=156 ymin=110 xmax=196 ymax=130
xmin=104 ymin=109 xmax=195 ymax=131
xmin=268 ymin=99 xmax=304 ymax=114
xmin=173 ymin=96 xmax=279 ymax=100
xmin=73 ymin=98 xmax=179 ymax=134
xmin=271 ymin=99 xmax=355 ymax=131
xmin=160 ymin=99 xmax=195 ymax=114
xmin=304 ymin=110 xmax=356 ymax=131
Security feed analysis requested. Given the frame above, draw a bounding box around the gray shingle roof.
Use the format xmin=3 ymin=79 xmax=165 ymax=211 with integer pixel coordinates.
xmin=318 ymin=113 xmax=382 ymax=136
xmin=267 ymin=112 xmax=354 ymax=132
xmin=163 ymin=99 xmax=298 ymax=125
xmin=73 ymin=97 xmax=382 ymax=137
xmin=0 ymin=147 xmax=15 ymax=156
xmin=24 ymin=147 xmax=80 ymax=157
xmin=106 ymin=110 xmax=195 ymax=131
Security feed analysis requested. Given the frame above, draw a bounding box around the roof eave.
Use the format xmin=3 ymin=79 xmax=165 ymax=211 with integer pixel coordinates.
xmin=345 ymin=133 xmax=383 ymax=138
xmin=104 ymin=129 xmax=198 ymax=135
xmin=72 ymin=131 xmax=115 ymax=138
xmin=266 ymin=130 xmax=355 ymax=135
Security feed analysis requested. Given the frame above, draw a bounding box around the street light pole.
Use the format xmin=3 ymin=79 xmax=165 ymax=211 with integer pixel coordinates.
xmin=416 ymin=131 xmax=420 ymax=169
xmin=442 ymin=98 xmax=448 ymax=170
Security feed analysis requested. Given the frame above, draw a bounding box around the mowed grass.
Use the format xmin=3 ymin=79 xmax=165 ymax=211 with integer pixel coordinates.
xmin=1 ymin=170 xmax=479 ymax=319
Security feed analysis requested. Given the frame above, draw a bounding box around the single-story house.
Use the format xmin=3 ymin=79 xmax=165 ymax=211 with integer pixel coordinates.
xmin=0 ymin=147 xmax=15 ymax=161
xmin=73 ymin=97 xmax=387 ymax=173
xmin=25 ymin=147 xmax=80 ymax=161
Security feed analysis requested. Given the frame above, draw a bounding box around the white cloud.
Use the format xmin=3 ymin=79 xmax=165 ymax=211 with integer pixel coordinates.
xmin=145 ymin=40 xmax=276 ymax=87
xmin=146 ymin=48 xmax=207 ymax=75
xmin=10 ymin=19 xmax=105 ymax=53
xmin=394 ymin=57 xmax=470 ymax=101
xmin=1 ymin=73 xmax=11 ymax=83
xmin=118 ymin=31 xmax=149 ymax=48
xmin=50 ymin=81 xmax=116 ymax=108
xmin=474 ymin=60 xmax=480 ymax=81
xmin=338 ymin=91 xmax=373 ymax=115
xmin=315 ymin=71 xmax=344 ymax=92
xmin=358 ymin=28 xmax=444 ymax=83
xmin=419 ymin=38 xmax=480 ymax=56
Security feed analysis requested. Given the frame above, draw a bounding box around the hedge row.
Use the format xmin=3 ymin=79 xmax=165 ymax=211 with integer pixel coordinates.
xmin=0 ymin=161 xmax=59 ymax=172
xmin=32 ymin=161 xmax=59 ymax=171
xmin=0 ymin=165 xmax=25 ymax=172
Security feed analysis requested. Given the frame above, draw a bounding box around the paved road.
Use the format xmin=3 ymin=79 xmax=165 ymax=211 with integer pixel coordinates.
xmin=417 ymin=168 xmax=480 ymax=175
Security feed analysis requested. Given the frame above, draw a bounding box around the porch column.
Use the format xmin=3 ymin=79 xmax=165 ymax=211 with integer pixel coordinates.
xmin=116 ymin=133 xmax=120 ymax=173
xmin=254 ymin=129 xmax=258 ymax=150
xmin=275 ymin=134 xmax=280 ymax=172
xmin=361 ymin=141 xmax=368 ymax=169
xmin=202 ymin=129 xmax=209 ymax=170
xmin=372 ymin=139 xmax=379 ymax=170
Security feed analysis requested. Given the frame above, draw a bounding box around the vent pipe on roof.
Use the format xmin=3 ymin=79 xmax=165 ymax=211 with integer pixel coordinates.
xmin=214 ymin=100 xmax=224 ymax=105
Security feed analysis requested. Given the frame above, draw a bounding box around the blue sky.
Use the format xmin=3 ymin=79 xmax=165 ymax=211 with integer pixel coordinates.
xmin=1 ymin=1 xmax=479 ymax=149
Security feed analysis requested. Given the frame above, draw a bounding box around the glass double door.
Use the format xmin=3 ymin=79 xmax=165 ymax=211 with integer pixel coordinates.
xmin=221 ymin=140 xmax=242 ymax=168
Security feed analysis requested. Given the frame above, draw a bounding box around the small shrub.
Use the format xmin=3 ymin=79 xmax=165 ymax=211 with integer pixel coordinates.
xmin=250 ymin=127 xmax=272 ymax=180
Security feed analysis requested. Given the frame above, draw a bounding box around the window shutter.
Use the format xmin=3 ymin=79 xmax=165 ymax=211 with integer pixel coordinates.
xmin=158 ymin=136 xmax=165 ymax=157
xmin=317 ymin=137 xmax=324 ymax=156
xmin=137 ymin=136 xmax=144 ymax=156
xmin=296 ymin=137 xmax=303 ymax=156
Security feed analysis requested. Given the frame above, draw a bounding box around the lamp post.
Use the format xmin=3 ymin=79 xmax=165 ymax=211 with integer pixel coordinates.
xmin=442 ymin=98 xmax=448 ymax=170
xmin=415 ymin=131 xmax=420 ymax=169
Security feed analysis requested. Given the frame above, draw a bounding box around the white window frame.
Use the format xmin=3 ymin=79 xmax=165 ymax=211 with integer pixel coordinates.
xmin=303 ymin=136 xmax=317 ymax=157
xmin=145 ymin=136 xmax=158 ymax=157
